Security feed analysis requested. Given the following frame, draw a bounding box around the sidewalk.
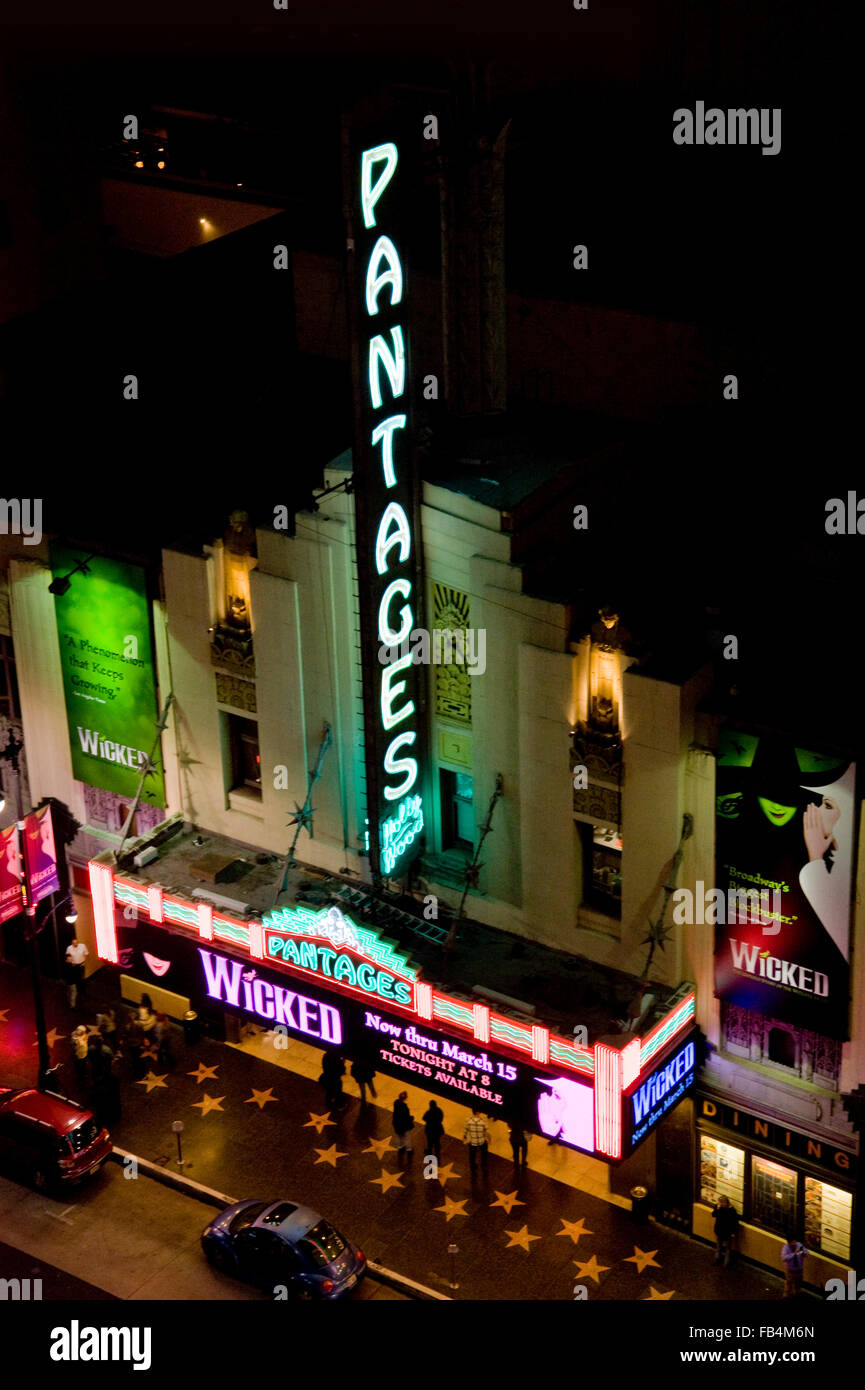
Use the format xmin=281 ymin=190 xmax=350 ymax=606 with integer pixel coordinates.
xmin=0 ymin=959 xmax=805 ymax=1301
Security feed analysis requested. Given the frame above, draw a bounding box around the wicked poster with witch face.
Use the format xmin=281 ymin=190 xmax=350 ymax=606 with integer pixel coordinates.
xmin=714 ymin=730 xmax=856 ymax=1040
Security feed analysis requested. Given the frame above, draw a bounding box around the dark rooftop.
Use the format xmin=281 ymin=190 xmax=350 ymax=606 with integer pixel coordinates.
xmin=108 ymin=819 xmax=679 ymax=1046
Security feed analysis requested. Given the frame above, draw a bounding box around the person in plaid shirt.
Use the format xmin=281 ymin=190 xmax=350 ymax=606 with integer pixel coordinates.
xmin=463 ymin=1110 xmax=490 ymax=1173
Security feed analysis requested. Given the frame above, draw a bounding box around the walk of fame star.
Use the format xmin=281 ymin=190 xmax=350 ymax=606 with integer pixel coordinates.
xmin=362 ymin=1136 xmax=393 ymax=1159
xmin=188 ymin=1063 xmax=220 ymax=1083
xmin=34 ymin=1028 xmax=65 ymax=1049
xmin=434 ymin=1195 xmax=468 ymax=1222
xmin=504 ymin=1225 xmax=541 ymax=1252
xmin=490 ymin=1190 xmax=525 ymax=1215
xmin=192 ymin=1093 xmax=225 ymax=1115
xmin=573 ymin=1255 xmax=609 ymax=1283
xmin=370 ymin=1169 xmax=404 ymax=1193
xmin=137 ymin=1072 xmax=168 ymax=1093
xmin=303 ymin=1111 xmax=336 ymax=1134
xmin=314 ymin=1144 xmax=348 ymax=1167
xmin=644 ymin=1285 xmax=674 ymax=1300
xmin=0 ymin=1010 xmax=9 ymax=1024
xmin=557 ymin=1217 xmax=593 ymax=1244
xmin=624 ymin=1246 xmax=661 ymax=1273
xmin=434 ymin=1162 xmax=461 ymax=1186
xmin=245 ymin=1088 xmax=277 ymax=1109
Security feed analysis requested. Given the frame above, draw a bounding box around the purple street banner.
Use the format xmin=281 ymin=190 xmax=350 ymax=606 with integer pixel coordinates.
xmin=0 ymin=823 xmax=25 ymax=923
xmin=714 ymin=730 xmax=855 ymax=1040
xmin=23 ymin=805 xmax=61 ymax=906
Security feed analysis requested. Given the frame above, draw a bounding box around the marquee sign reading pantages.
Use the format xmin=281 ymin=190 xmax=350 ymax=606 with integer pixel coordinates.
xmin=350 ymin=134 xmax=426 ymax=880
xmin=262 ymin=903 xmax=417 ymax=1008
xmin=89 ymin=857 xmax=697 ymax=1160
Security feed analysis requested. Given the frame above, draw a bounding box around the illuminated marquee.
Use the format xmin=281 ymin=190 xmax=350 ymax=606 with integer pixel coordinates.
xmin=262 ymin=902 xmax=417 ymax=1008
xmin=357 ymin=139 xmax=425 ymax=877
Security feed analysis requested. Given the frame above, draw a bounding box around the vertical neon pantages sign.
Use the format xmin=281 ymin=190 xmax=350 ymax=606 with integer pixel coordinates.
xmin=355 ymin=139 xmax=425 ymax=879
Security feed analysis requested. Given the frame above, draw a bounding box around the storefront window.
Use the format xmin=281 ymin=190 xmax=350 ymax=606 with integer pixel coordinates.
xmin=804 ymin=1177 xmax=852 ymax=1261
xmin=751 ymin=1157 xmax=797 ymax=1235
xmin=700 ymin=1137 xmax=745 ymax=1209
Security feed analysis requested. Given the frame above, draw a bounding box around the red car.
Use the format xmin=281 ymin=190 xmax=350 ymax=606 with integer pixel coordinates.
xmin=0 ymin=1088 xmax=112 ymax=1191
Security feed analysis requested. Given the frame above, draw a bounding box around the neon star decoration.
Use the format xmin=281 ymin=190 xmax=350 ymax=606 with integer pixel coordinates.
xmin=490 ymin=1191 xmax=525 ymax=1215
xmin=370 ymin=1169 xmax=404 ymax=1193
xmin=624 ymin=1246 xmax=661 ymax=1273
xmin=192 ymin=1093 xmax=225 ymax=1115
xmin=504 ymin=1225 xmax=542 ymax=1252
xmin=435 ymin=1196 xmax=468 ymax=1222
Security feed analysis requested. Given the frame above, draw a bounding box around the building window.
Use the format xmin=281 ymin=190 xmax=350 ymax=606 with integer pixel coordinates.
xmin=0 ymin=637 xmax=20 ymax=721
xmin=440 ymin=769 xmax=473 ymax=851
xmin=227 ymin=714 xmax=261 ymax=796
xmin=579 ymin=823 xmax=622 ymax=918
xmin=767 ymin=1026 xmax=796 ymax=1069
xmin=750 ymin=1156 xmax=797 ymax=1237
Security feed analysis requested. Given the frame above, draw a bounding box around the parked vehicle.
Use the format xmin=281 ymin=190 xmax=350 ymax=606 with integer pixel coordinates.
xmin=0 ymin=1087 xmax=112 ymax=1192
xmin=201 ymin=1199 xmax=366 ymax=1299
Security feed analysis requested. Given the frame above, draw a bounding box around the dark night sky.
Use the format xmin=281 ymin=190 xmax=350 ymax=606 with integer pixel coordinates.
xmin=0 ymin=0 xmax=856 ymax=743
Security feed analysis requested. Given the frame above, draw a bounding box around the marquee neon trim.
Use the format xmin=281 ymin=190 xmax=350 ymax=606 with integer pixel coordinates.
xmin=91 ymin=859 xmax=695 ymax=1156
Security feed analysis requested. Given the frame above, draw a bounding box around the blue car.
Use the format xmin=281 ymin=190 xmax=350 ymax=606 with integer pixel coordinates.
xmin=201 ymin=1199 xmax=366 ymax=1299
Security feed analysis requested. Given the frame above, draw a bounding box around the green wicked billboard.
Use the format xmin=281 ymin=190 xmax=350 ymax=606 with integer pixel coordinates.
xmin=51 ymin=546 xmax=166 ymax=807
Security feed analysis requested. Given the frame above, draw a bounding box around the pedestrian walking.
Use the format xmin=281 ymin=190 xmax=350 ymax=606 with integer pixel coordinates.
xmin=137 ymin=993 xmax=157 ymax=1034
xmin=64 ymin=937 xmax=89 ymax=1009
xmin=508 ymin=1122 xmax=528 ymax=1168
xmin=87 ymin=1035 xmax=113 ymax=1082
xmin=392 ymin=1092 xmax=415 ymax=1161
xmin=125 ymin=1017 xmax=147 ymax=1080
xmin=423 ymin=1100 xmax=445 ymax=1160
xmin=463 ymin=1109 xmax=490 ymax=1174
xmin=712 ymin=1195 xmax=739 ymax=1267
xmin=95 ymin=1008 xmax=117 ymax=1048
xmin=781 ymin=1234 xmax=807 ymax=1297
xmin=154 ymin=1012 xmax=175 ymax=1070
xmin=319 ymin=1047 xmax=347 ymax=1111
xmin=71 ymin=1025 xmax=90 ymax=1093
xmin=350 ymin=1057 xmax=377 ymax=1105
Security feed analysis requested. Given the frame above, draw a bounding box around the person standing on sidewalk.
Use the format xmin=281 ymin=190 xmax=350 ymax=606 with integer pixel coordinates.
xmin=71 ymin=1025 xmax=90 ymax=1093
xmin=392 ymin=1092 xmax=415 ymax=1162
xmin=508 ymin=1122 xmax=528 ymax=1169
xmin=463 ymin=1109 xmax=490 ymax=1175
xmin=319 ymin=1047 xmax=347 ymax=1111
xmin=64 ymin=938 xmax=88 ymax=1009
xmin=154 ymin=1012 xmax=175 ymax=1071
xmin=780 ymin=1234 xmax=807 ymax=1297
xmin=423 ymin=1100 xmax=445 ymax=1161
xmin=350 ymin=1056 xmax=377 ymax=1105
xmin=712 ymin=1195 xmax=739 ymax=1267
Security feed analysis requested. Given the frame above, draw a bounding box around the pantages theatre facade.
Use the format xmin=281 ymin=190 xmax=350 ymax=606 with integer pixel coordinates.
xmin=2 ymin=103 xmax=862 ymax=1289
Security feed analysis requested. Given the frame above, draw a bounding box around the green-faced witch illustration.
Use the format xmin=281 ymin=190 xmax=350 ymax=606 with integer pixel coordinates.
xmin=714 ymin=731 xmax=854 ymax=1039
